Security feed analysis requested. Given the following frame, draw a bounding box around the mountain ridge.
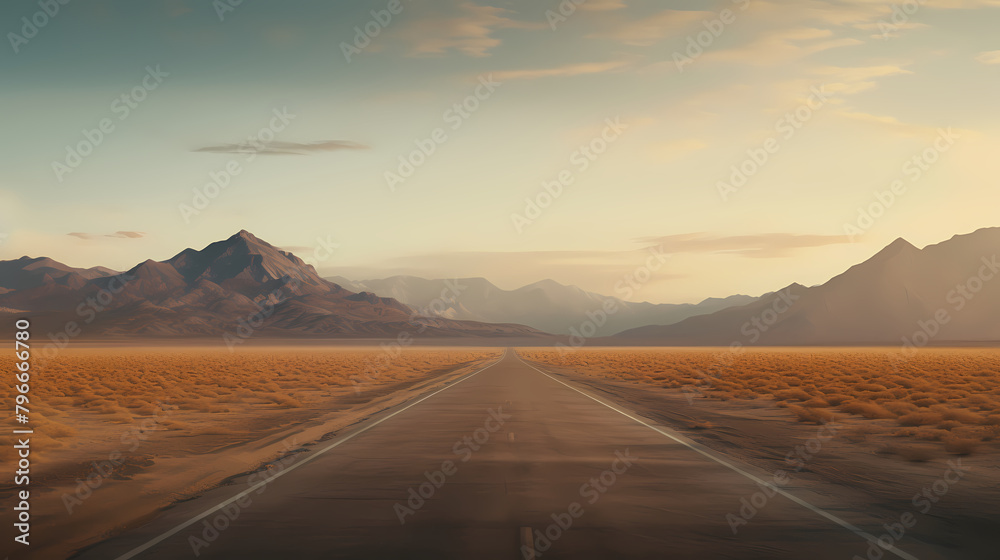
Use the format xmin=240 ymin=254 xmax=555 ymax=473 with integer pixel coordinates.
xmin=0 ymin=232 xmax=544 ymax=339
xmin=618 ymin=227 xmax=1000 ymax=345
xmin=326 ymin=274 xmax=758 ymax=335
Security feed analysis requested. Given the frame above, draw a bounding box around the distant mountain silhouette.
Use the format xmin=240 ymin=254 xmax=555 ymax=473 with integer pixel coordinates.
xmin=6 ymin=227 xmax=997 ymax=344
xmin=326 ymin=274 xmax=757 ymax=335
xmin=0 ymin=256 xmax=114 ymax=291
xmin=618 ymin=227 xmax=1000 ymax=345
xmin=0 ymin=231 xmax=543 ymax=339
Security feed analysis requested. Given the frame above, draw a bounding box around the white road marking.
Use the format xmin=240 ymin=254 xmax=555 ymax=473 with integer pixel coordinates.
xmin=111 ymin=350 xmax=508 ymax=560
xmin=520 ymin=526 xmax=536 ymax=560
xmin=516 ymin=353 xmax=920 ymax=560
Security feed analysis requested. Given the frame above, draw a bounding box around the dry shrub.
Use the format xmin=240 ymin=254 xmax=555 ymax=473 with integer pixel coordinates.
xmin=822 ymin=394 xmax=851 ymax=406
xmin=133 ymin=403 xmax=160 ymax=415
xmin=943 ymin=437 xmax=979 ymax=455
xmin=788 ymin=405 xmax=836 ymax=424
xmin=32 ymin=413 xmax=78 ymax=439
xmin=98 ymin=402 xmax=130 ymax=415
xmin=839 ymin=401 xmax=895 ymax=419
xmin=898 ymin=412 xmax=944 ymax=427
xmin=774 ymin=389 xmax=812 ymax=401
xmin=267 ymin=393 xmax=303 ymax=409
xmin=935 ymin=408 xmax=983 ymax=425
xmin=855 ymin=382 xmax=888 ymax=392
xmin=883 ymin=401 xmax=918 ymax=416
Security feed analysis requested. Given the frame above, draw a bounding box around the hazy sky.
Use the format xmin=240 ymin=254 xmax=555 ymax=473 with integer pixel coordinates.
xmin=1 ymin=0 xmax=998 ymax=303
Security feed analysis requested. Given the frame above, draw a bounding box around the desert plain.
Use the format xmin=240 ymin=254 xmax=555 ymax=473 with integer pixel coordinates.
xmin=1 ymin=345 xmax=998 ymax=559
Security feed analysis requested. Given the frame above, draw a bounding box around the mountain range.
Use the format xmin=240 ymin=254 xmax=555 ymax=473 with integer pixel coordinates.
xmin=2 ymin=227 xmax=998 ymax=345
xmin=0 ymin=231 xmax=542 ymax=339
xmin=619 ymin=227 xmax=1000 ymax=345
xmin=326 ymin=275 xmax=756 ymax=336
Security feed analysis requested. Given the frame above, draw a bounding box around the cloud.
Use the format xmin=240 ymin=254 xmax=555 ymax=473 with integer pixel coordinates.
xmin=68 ymin=231 xmax=146 ymax=240
xmin=833 ymin=111 xmax=963 ymax=138
xmin=975 ymin=50 xmax=1000 ymax=64
xmin=854 ymin=21 xmax=928 ymax=40
xmin=705 ymin=27 xmax=864 ymax=66
xmin=492 ymin=61 xmax=627 ymax=81
xmin=588 ymin=9 xmax=710 ymax=46
xmin=812 ymin=64 xmax=913 ymax=95
xmin=643 ymin=24 xmax=863 ymax=74
xmin=784 ymin=0 xmax=1000 ymax=36
xmin=194 ymin=140 xmax=369 ymax=156
xmin=577 ymin=0 xmax=627 ymax=11
xmin=633 ymin=233 xmax=853 ymax=258
xmin=871 ymin=0 xmax=1000 ymax=8
xmin=393 ymin=1 xmax=542 ymax=58
xmin=650 ymin=138 xmax=708 ymax=161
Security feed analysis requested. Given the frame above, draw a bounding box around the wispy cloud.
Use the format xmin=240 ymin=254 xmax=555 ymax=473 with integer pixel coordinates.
xmin=68 ymin=231 xmax=146 ymax=240
xmin=492 ymin=61 xmax=627 ymax=81
xmin=975 ymin=50 xmax=1000 ymax=64
xmin=835 ymin=111 xmax=960 ymax=138
xmin=587 ymin=9 xmax=710 ymax=46
xmin=854 ymin=21 xmax=928 ymax=39
xmin=393 ymin=1 xmax=542 ymax=57
xmin=194 ymin=140 xmax=369 ymax=156
xmin=634 ymin=233 xmax=853 ymax=258
xmin=650 ymin=138 xmax=708 ymax=161
xmin=706 ymin=27 xmax=863 ymax=66
xmin=812 ymin=64 xmax=913 ymax=95
xmin=578 ymin=0 xmax=627 ymax=11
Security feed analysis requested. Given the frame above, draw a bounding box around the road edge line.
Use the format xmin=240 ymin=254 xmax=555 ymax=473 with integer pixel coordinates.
xmin=514 ymin=351 xmax=919 ymax=560
xmin=110 ymin=349 xmax=509 ymax=560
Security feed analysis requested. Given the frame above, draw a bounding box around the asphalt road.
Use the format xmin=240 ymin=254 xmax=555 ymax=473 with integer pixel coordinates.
xmin=75 ymin=349 xmax=939 ymax=560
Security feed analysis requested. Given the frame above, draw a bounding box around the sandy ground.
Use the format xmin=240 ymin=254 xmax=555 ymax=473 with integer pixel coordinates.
xmin=0 ymin=348 xmax=499 ymax=560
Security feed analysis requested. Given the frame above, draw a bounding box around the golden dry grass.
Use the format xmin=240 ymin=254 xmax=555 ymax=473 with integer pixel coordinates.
xmin=0 ymin=346 xmax=498 ymax=465
xmin=522 ymin=347 xmax=1000 ymax=452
